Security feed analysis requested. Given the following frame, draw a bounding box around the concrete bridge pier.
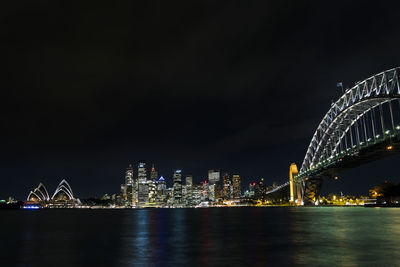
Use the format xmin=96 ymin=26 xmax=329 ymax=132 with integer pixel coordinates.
xmin=302 ymin=178 xmax=323 ymax=205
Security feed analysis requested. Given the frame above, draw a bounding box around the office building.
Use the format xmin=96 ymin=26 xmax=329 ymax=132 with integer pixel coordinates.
xmin=208 ymin=169 xmax=220 ymax=185
xmin=173 ymin=170 xmax=182 ymax=204
xmin=137 ymin=163 xmax=148 ymax=204
xmin=232 ymin=174 xmax=241 ymax=199
xmin=125 ymin=164 xmax=134 ymax=207
xmin=150 ymin=164 xmax=158 ymax=181
xmin=185 ymin=175 xmax=193 ymax=205
xmin=157 ymin=176 xmax=167 ymax=203
xmin=222 ymin=173 xmax=231 ymax=200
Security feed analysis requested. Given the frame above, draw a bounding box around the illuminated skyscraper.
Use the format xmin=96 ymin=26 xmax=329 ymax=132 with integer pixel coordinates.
xmin=202 ymin=180 xmax=209 ymax=201
xmin=186 ymin=175 xmax=193 ymax=186
xmin=157 ymin=176 xmax=167 ymax=203
xmin=209 ymin=184 xmax=216 ymax=202
xmin=173 ymin=170 xmax=182 ymax=204
xmin=185 ymin=175 xmax=193 ymax=206
xmin=208 ymin=169 xmax=220 ymax=185
xmin=150 ymin=164 xmax=158 ymax=181
xmin=222 ymin=173 xmax=231 ymax=200
xmin=232 ymin=174 xmax=241 ymax=199
xmin=137 ymin=163 xmax=148 ymax=205
xmin=125 ymin=164 xmax=134 ymax=185
xmin=138 ymin=162 xmax=147 ymax=183
xmin=192 ymin=183 xmax=203 ymax=205
xmin=214 ymin=181 xmax=222 ymax=201
xmin=125 ymin=164 xmax=134 ymax=207
xmin=148 ymin=180 xmax=157 ymax=203
xmin=148 ymin=164 xmax=158 ymax=203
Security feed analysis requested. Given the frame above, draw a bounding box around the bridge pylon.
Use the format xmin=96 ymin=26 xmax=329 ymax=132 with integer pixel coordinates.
xmin=289 ymin=163 xmax=302 ymax=205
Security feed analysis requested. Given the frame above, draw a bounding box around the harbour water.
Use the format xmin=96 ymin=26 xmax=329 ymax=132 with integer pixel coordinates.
xmin=1 ymin=207 xmax=400 ymax=266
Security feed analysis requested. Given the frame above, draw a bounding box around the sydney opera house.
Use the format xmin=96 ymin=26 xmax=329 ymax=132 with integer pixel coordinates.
xmin=27 ymin=179 xmax=80 ymax=207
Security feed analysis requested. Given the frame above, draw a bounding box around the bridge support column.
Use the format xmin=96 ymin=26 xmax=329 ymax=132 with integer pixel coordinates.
xmin=302 ymin=178 xmax=323 ymax=205
xmin=289 ymin=163 xmax=299 ymax=203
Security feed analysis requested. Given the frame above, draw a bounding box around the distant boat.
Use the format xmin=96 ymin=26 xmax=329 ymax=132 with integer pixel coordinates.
xmin=196 ymin=201 xmax=209 ymax=208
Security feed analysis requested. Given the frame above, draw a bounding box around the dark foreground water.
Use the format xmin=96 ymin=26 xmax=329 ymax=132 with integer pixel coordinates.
xmin=1 ymin=207 xmax=400 ymax=266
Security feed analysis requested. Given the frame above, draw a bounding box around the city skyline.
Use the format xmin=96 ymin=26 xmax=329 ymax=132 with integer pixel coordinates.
xmin=2 ymin=1 xmax=400 ymax=200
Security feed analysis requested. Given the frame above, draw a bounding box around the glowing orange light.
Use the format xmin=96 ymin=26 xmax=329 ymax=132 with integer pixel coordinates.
xmin=387 ymin=145 xmax=393 ymax=150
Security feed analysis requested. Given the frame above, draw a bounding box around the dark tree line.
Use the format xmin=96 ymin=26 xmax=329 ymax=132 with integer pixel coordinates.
xmin=369 ymin=181 xmax=400 ymax=203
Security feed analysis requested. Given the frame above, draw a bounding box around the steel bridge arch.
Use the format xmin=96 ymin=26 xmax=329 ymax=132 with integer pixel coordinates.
xmin=300 ymin=67 xmax=400 ymax=174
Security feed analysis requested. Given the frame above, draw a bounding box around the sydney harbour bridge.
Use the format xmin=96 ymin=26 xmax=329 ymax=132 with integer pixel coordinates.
xmin=266 ymin=67 xmax=400 ymax=205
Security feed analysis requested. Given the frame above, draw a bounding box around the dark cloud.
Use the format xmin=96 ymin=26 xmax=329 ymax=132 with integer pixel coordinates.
xmin=2 ymin=0 xmax=400 ymax=199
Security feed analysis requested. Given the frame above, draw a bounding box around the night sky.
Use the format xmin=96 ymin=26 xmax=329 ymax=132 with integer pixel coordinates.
xmin=2 ymin=1 xmax=400 ymax=199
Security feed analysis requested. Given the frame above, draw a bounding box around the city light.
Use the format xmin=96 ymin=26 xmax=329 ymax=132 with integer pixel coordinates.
xmin=23 ymin=205 xmax=39 ymax=209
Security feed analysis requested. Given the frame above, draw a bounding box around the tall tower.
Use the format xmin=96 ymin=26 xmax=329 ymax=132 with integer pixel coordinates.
xmin=222 ymin=173 xmax=231 ymax=200
xmin=157 ymin=176 xmax=167 ymax=203
xmin=208 ymin=169 xmax=220 ymax=185
xmin=125 ymin=164 xmax=134 ymax=207
xmin=289 ymin=163 xmax=299 ymax=203
xmin=125 ymin=164 xmax=134 ymax=185
xmin=150 ymin=164 xmax=158 ymax=181
xmin=232 ymin=175 xmax=241 ymax=199
xmin=173 ymin=170 xmax=182 ymax=204
xmin=138 ymin=163 xmax=147 ymax=183
xmin=137 ymin=163 xmax=148 ymax=205
xmin=185 ymin=175 xmax=193 ymax=206
xmin=148 ymin=164 xmax=158 ymax=203
xmin=186 ymin=175 xmax=193 ymax=186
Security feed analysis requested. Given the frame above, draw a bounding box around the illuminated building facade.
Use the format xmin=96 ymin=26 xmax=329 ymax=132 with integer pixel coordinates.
xmin=148 ymin=164 xmax=158 ymax=203
xmin=185 ymin=175 xmax=193 ymax=205
xmin=232 ymin=175 xmax=241 ymax=199
xmin=138 ymin=163 xmax=148 ymax=205
xmin=138 ymin=162 xmax=147 ymax=183
xmin=202 ymin=181 xmax=209 ymax=201
xmin=157 ymin=176 xmax=167 ymax=203
xmin=150 ymin=164 xmax=158 ymax=181
xmin=222 ymin=173 xmax=231 ymax=200
xmin=125 ymin=164 xmax=134 ymax=207
xmin=148 ymin=180 xmax=157 ymax=203
xmin=173 ymin=170 xmax=182 ymax=204
xmin=208 ymin=169 xmax=220 ymax=185
xmin=191 ymin=184 xmax=203 ymax=205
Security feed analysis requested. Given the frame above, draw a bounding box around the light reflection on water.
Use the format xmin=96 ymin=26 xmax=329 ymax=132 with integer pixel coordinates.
xmin=2 ymin=208 xmax=400 ymax=266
